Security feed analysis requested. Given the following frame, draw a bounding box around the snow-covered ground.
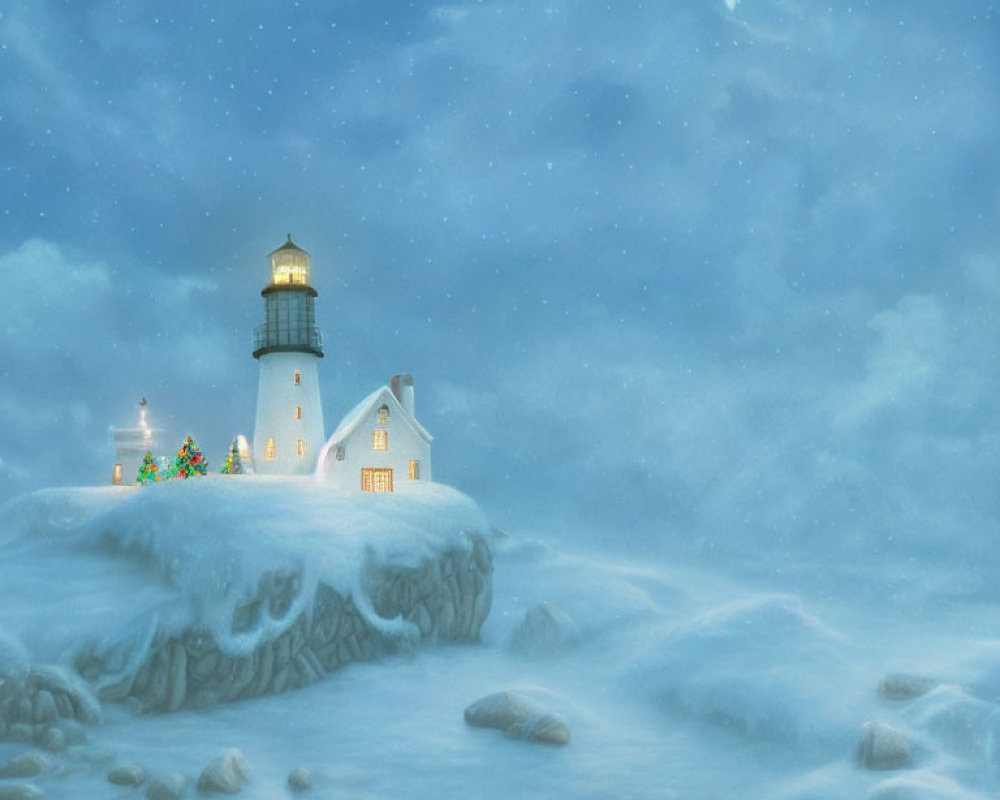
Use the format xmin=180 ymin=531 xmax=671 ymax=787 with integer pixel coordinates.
xmin=2 ymin=479 xmax=1000 ymax=799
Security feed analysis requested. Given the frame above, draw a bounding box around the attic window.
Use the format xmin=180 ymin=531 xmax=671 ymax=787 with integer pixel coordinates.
xmin=293 ymin=371 xmax=301 ymax=387
xmin=378 ymin=404 xmax=389 ymax=424
xmin=264 ymin=437 xmax=276 ymax=462
xmin=371 ymin=429 xmax=388 ymax=451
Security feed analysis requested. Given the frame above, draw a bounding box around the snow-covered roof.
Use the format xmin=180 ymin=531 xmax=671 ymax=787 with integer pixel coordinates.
xmin=325 ymin=385 xmax=432 ymax=449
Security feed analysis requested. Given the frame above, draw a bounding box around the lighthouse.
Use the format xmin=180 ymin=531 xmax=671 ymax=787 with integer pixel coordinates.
xmin=251 ymin=235 xmax=325 ymax=475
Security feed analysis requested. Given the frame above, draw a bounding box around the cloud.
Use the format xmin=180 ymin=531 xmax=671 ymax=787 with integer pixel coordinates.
xmin=835 ymin=295 xmax=949 ymax=427
xmin=1 ymin=238 xmax=113 ymax=359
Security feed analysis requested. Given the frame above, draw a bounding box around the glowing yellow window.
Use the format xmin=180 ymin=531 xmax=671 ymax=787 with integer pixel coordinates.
xmin=378 ymin=404 xmax=389 ymax=424
xmin=264 ymin=437 xmax=276 ymax=462
xmin=371 ymin=429 xmax=388 ymax=451
xmin=408 ymin=460 xmax=419 ymax=480
xmin=361 ymin=467 xmax=393 ymax=493
xmin=293 ymin=371 xmax=301 ymax=387
xmin=296 ymin=438 xmax=305 ymax=457
xmin=294 ymin=405 xmax=302 ymax=420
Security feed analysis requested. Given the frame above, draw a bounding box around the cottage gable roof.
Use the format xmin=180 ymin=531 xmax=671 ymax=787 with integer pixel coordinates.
xmin=325 ymin=385 xmax=432 ymax=449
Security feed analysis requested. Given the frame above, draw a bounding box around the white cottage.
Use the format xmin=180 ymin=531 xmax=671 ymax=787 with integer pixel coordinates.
xmin=316 ymin=373 xmax=432 ymax=492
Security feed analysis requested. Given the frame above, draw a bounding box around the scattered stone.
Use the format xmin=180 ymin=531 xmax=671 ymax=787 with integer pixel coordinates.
xmin=0 ymin=783 xmax=43 ymax=800
xmin=197 ymin=748 xmax=249 ymax=794
xmin=39 ymin=725 xmax=66 ymax=753
xmin=164 ymin=642 xmax=187 ymax=713
xmin=108 ymin=763 xmax=146 ymax=786
xmin=67 ymin=744 xmax=116 ymax=766
xmin=0 ymin=752 xmax=49 ymax=778
xmin=57 ymin=719 xmax=87 ymax=746
xmin=146 ymin=772 xmax=187 ymax=800
xmin=8 ymin=724 xmax=34 ymax=744
xmin=510 ymin=602 xmax=579 ymax=658
xmin=464 ymin=691 xmax=571 ymax=746
xmin=32 ymin=691 xmax=58 ymax=726
xmin=287 ymin=766 xmax=311 ymax=791
xmin=52 ymin=694 xmax=73 ymax=720
xmin=878 ymin=673 xmax=937 ymax=701
xmin=27 ymin=665 xmax=101 ymax=724
xmin=517 ymin=713 xmax=572 ymax=746
xmin=859 ymin=721 xmax=913 ymax=770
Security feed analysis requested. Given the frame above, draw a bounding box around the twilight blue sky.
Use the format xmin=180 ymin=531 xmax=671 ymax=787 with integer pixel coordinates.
xmin=1 ymin=1 xmax=998 ymax=568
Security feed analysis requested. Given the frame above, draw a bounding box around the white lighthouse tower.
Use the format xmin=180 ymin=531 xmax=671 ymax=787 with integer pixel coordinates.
xmin=251 ymin=235 xmax=325 ymax=475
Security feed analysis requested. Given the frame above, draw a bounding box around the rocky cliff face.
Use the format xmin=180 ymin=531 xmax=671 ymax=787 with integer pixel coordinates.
xmin=0 ymin=665 xmax=100 ymax=750
xmin=73 ymin=535 xmax=493 ymax=713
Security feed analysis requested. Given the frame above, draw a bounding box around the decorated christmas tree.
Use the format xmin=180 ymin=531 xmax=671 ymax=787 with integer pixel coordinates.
xmin=136 ymin=451 xmax=161 ymax=485
xmin=168 ymin=435 xmax=208 ymax=479
xmin=221 ymin=438 xmax=243 ymax=474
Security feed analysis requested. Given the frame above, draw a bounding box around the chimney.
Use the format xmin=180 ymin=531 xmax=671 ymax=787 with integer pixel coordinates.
xmin=390 ymin=373 xmax=415 ymax=418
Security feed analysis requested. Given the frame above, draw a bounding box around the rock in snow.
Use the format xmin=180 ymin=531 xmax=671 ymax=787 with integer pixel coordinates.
xmin=146 ymin=772 xmax=187 ymax=800
xmin=197 ymin=748 xmax=250 ymax=794
xmin=510 ymin=602 xmax=579 ymax=658
xmin=0 ymin=784 xmax=43 ymax=800
xmin=0 ymin=752 xmax=49 ymax=778
xmin=464 ymin=691 xmax=571 ymax=746
xmin=107 ymin=763 xmax=146 ymax=786
xmin=287 ymin=766 xmax=311 ymax=791
xmin=878 ymin=673 xmax=938 ymax=701
xmin=860 ymin=721 xmax=913 ymax=770
xmin=40 ymin=726 xmax=65 ymax=753
xmin=0 ymin=662 xmax=101 ymax=748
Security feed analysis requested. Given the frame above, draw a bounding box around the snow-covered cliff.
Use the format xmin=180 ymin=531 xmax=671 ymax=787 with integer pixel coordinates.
xmin=0 ymin=478 xmax=493 ymax=715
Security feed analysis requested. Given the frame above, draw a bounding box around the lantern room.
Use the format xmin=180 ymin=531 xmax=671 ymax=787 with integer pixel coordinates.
xmin=269 ymin=234 xmax=311 ymax=287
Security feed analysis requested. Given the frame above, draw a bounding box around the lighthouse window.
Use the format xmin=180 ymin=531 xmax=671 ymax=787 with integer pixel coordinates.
xmin=335 ymin=445 xmax=346 ymax=461
xmin=264 ymin=437 xmax=276 ymax=462
xmin=371 ymin=429 xmax=388 ymax=451
xmin=378 ymin=404 xmax=389 ymax=424
xmin=296 ymin=438 xmax=305 ymax=457
xmin=293 ymin=371 xmax=301 ymax=387
xmin=294 ymin=405 xmax=302 ymax=420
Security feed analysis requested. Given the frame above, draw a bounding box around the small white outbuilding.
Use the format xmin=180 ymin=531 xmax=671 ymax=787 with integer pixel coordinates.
xmin=316 ymin=373 xmax=432 ymax=493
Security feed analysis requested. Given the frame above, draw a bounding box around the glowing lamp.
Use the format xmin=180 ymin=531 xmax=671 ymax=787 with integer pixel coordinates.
xmin=269 ymin=234 xmax=311 ymax=286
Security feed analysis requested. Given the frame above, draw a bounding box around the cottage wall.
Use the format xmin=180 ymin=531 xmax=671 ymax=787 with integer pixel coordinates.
xmin=318 ymin=388 xmax=431 ymax=491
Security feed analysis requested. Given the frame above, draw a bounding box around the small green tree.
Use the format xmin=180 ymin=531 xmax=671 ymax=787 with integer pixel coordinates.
xmin=221 ymin=438 xmax=243 ymax=474
xmin=136 ymin=451 xmax=161 ymax=485
xmin=168 ymin=435 xmax=208 ymax=478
